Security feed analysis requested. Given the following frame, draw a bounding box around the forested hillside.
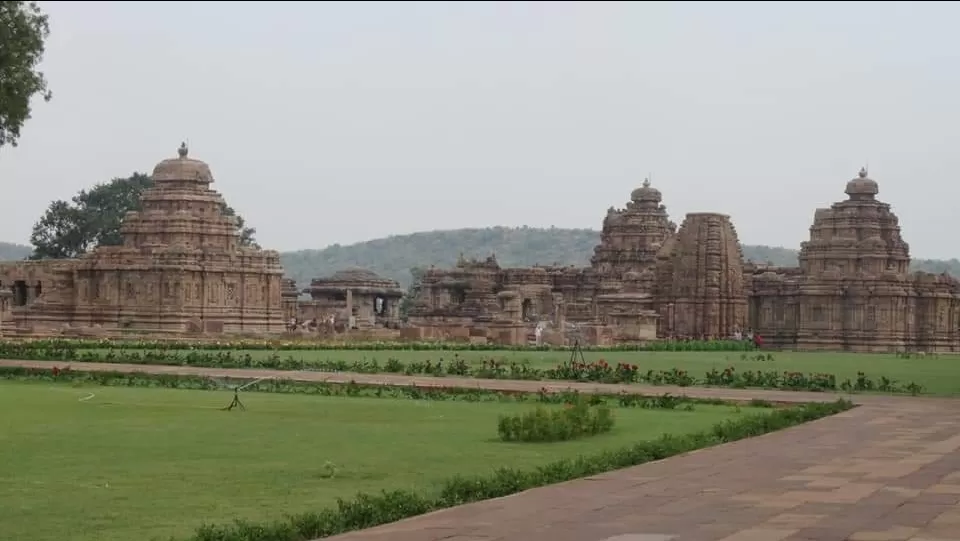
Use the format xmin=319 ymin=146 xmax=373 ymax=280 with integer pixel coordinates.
xmin=0 ymin=242 xmax=31 ymax=261
xmin=5 ymin=230 xmax=958 ymax=290
xmin=277 ymin=228 xmax=960 ymax=289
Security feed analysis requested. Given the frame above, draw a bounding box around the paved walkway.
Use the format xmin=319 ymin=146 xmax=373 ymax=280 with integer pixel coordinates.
xmin=4 ymin=360 xmax=960 ymax=541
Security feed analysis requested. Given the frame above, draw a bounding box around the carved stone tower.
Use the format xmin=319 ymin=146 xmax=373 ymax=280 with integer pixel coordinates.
xmin=798 ymin=167 xmax=910 ymax=277
xmin=70 ymin=143 xmax=285 ymax=335
xmin=590 ymin=178 xmax=677 ymax=279
xmin=655 ymin=213 xmax=747 ymax=338
xmin=791 ymin=168 xmax=914 ymax=350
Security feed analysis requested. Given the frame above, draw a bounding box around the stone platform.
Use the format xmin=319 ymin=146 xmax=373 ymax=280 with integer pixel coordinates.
xmin=1 ymin=360 xmax=958 ymax=541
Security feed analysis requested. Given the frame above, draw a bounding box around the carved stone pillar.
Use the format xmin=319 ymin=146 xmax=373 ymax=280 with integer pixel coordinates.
xmin=345 ymin=289 xmax=355 ymax=329
xmin=0 ymin=290 xmax=10 ymax=337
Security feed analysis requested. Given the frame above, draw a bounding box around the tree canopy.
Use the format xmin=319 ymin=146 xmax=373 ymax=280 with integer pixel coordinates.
xmin=29 ymin=173 xmax=258 ymax=259
xmin=0 ymin=1 xmax=52 ymax=149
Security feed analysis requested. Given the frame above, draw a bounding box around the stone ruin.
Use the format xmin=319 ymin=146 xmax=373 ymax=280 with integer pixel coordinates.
xmin=405 ymin=170 xmax=960 ymax=352
xmin=406 ymin=179 xmax=749 ymax=346
xmin=291 ymin=268 xmax=404 ymax=335
xmin=0 ymin=144 xmax=285 ymax=338
xmin=748 ymin=168 xmax=960 ymax=352
xmin=3 ymin=150 xmax=959 ymax=352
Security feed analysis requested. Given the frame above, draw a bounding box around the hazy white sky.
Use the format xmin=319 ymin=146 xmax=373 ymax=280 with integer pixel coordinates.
xmin=2 ymin=1 xmax=959 ymax=257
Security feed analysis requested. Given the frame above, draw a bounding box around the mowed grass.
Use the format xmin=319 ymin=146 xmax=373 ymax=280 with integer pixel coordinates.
xmin=80 ymin=348 xmax=960 ymax=395
xmin=0 ymin=382 xmax=759 ymax=541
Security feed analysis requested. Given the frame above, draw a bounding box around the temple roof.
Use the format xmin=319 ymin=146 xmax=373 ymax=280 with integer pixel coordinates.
xmin=152 ymin=142 xmax=214 ymax=185
xmin=309 ymin=267 xmax=402 ymax=291
xmin=845 ymin=167 xmax=879 ymax=200
xmin=630 ymin=178 xmax=662 ymax=204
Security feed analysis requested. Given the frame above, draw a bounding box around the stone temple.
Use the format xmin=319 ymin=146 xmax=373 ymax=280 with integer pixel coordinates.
xmin=406 ymin=178 xmax=750 ymax=345
xmin=2 ymin=150 xmax=958 ymax=352
xmin=406 ymin=170 xmax=960 ymax=352
xmin=748 ymin=168 xmax=960 ymax=352
xmin=0 ymin=144 xmax=285 ymax=337
xmin=299 ymin=268 xmax=405 ymax=331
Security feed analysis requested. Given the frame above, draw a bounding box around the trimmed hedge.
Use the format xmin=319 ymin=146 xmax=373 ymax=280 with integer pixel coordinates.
xmin=179 ymin=399 xmax=853 ymax=541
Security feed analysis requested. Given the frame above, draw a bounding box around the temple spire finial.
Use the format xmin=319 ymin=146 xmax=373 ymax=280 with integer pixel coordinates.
xmin=643 ymin=177 xmax=651 ymax=188
xmin=178 ymin=141 xmax=189 ymax=158
xmin=858 ymin=166 xmax=868 ymax=178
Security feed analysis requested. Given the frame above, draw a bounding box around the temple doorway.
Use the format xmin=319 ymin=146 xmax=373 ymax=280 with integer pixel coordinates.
xmin=12 ymin=281 xmax=27 ymax=307
xmin=522 ymin=299 xmax=534 ymax=320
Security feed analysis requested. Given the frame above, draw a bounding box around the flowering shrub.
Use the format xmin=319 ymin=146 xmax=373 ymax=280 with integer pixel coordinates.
xmin=497 ymin=398 xmax=615 ymax=442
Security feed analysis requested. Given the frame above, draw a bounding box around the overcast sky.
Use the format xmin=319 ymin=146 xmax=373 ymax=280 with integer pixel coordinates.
xmin=2 ymin=1 xmax=959 ymax=258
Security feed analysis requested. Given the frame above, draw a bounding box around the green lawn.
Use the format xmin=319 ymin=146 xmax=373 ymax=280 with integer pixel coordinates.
xmin=0 ymin=382 xmax=758 ymax=541
xmin=80 ymin=348 xmax=960 ymax=395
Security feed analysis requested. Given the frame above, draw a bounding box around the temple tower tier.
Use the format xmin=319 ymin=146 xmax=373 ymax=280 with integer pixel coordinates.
xmin=590 ymin=178 xmax=676 ymax=279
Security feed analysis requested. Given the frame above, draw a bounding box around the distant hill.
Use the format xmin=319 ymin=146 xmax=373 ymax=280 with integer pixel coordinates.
xmin=0 ymin=242 xmax=31 ymax=261
xmin=6 ymin=230 xmax=958 ymax=290
xmin=277 ymin=227 xmax=960 ymax=289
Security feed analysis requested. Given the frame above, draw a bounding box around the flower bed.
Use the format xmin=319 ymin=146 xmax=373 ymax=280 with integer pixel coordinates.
xmin=0 ymin=344 xmax=925 ymax=394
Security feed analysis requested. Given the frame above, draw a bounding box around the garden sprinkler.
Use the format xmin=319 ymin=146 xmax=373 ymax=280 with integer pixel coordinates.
xmin=569 ymin=338 xmax=587 ymax=366
xmin=566 ymin=323 xmax=587 ymax=365
xmin=222 ymin=377 xmax=271 ymax=411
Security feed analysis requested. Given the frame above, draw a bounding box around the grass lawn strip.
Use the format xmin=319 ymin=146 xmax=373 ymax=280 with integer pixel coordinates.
xmin=0 ymin=374 xmax=846 ymax=540
xmin=0 ymin=381 xmax=770 ymax=541
xmin=186 ymin=398 xmax=852 ymax=541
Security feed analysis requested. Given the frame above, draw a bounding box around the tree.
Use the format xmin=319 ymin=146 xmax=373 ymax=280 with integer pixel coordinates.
xmin=0 ymin=1 xmax=52 ymax=149
xmin=29 ymin=173 xmax=259 ymax=259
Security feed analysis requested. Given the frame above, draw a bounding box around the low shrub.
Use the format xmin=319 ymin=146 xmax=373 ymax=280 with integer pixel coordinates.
xmin=497 ymin=398 xmax=615 ymax=442
xmin=180 ymin=399 xmax=854 ymax=541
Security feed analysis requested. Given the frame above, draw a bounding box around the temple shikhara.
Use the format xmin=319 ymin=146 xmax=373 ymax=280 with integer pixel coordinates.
xmin=404 ymin=178 xmax=749 ymax=345
xmin=1 ymin=148 xmax=958 ymax=352
xmin=0 ymin=144 xmax=285 ymax=337
xmin=398 ymin=169 xmax=960 ymax=352
xmin=748 ymin=168 xmax=960 ymax=352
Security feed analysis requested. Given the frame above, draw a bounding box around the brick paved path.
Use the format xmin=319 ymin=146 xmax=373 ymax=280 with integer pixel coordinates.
xmin=3 ymin=360 xmax=960 ymax=541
